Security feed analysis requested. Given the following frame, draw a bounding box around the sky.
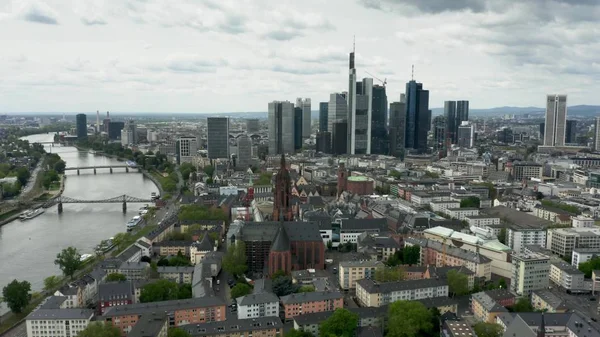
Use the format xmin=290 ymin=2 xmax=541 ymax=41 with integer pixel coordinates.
xmin=1 ymin=0 xmax=599 ymax=113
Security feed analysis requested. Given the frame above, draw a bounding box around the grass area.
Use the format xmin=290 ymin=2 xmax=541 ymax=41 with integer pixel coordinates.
xmin=33 ymin=193 xmax=52 ymax=201
xmin=48 ymin=182 xmax=60 ymax=191
xmin=0 ymin=209 xmax=20 ymax=221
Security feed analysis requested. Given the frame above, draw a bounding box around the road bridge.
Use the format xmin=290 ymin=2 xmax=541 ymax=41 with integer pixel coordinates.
xmin=64 ymin=165 xmax=140 ymax=175
xmin=44 ymin=194 xmax=154 ymax=213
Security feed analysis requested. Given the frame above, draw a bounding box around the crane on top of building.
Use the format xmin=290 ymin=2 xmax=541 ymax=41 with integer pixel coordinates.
xmin=364 ymin=70 xmax=387 ymax=87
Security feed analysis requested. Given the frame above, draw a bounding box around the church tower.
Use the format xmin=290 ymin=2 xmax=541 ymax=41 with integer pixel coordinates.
xmin=272 ymin=154 xmax=293 ymax=221
xmin=337 ymin=162 xmax=348 ymax=197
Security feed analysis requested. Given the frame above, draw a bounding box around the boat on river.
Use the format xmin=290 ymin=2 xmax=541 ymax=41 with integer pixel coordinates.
xmin=126 ymin=215 xmax=143 ymax=231
xmin=95 ymin=237 xmax=115 ymax=254
xmin=19 ymin=209 xmax=44 ymax=221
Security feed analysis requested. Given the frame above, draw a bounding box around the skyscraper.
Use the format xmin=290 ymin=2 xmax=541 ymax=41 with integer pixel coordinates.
xmin=177 ymin=136 xmax=198 ymax=164
xmin=75 ymin=113 xmax=87 ymax=140
xmin=268 ymin=101 xmax=295 ymax=155
xmin=346 ymin=46 xmax=373 ymax=155
xmin=108 ymin=121 xmax=124 ymax=140
xmin=328 ymin=93 xmax=347 ymax=137
xmin=405 ymin=80 xmax=430 ymax=152
xmin=347 ymin=47 xmax=357 ymax=153
xmin=565 ymin=120 xmax=577 ymax=144
xmin=296 ymin=98 xmax=311 ymax=140
xmin=543 ymin=94 xmax=567 ymax=147
xmin=237 ymin=134 xmax=252 ymax=169
xmin=457 ymin=121 xmax=474 ymax=148
xmin=246 ymin=119 xmax=259 ymax=133
xmin=432 ymin=115 xmax=446 ymax=152
xmin=207 ymin=117 xmax=230 ymax=159
xmin=444 ymin=100 xmax=469 ymax=144
xmin=316 ymin=131 xmax=331 ymax=153
xmin=457 ymin=100 xmax=469 ymax=131
xmin=123 ymin=119 xmax=137 ymax=144
xmin=389 ymin=98 xmax=406 ymax=158
xmin=594 ymin=117 xmax=600 ymax=151
xmin=371 ymin=84 xmax=388 ymax=155
xmin=332 ymin=122 xmax=348 ymax=155
xmin=294 ymin=107 xmax=303 ymax=150
xmin=319 ymin=102 xmax=328 ymax=132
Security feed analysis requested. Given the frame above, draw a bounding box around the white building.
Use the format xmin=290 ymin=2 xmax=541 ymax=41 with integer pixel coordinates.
xmin=547 ymin=227 xmax=600 ymax=257
xmin=236 ymin=293 xmax=279 ymax=319
xmin=506 ymin=224 xmax=547 ymax=254
xmin=466 ymin=216 xmax=500 ymax=229
xmin=356 ymin=278 xmax=449 ymax=307
xmin=26 ymin=297 xmax=94 ymax=337
xmin=430 ymin=201 xmax=460 ymax=213
xmin=543 ymin=94 xmax=567 ymax=147
xmin=572 ymin=216 xmax=594 ymax=228
xmin=445 ymin=208 xmax=480 ymax=221
xmin=550 ymin=262 xmax=585 ymax=291
xmin=571 ymin=248 xmax=600 ymax=268
xmin=457 ymin=121 xmax=474 ymax=148
xmin=121 ymin=128 xmax=134 ymax=146
xmin=510 ymin=253 xmax=550 ymax=296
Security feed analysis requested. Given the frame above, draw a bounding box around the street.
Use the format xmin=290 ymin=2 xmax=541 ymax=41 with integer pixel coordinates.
xmin=0 ymin=323 xmax=27 ymax=337
xmin=549 ymin=288 xmax=599 ymax=319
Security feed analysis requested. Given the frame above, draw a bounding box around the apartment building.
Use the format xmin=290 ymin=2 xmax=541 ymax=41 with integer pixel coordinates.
xmin=157 ymin=266 xmax=195 ymax=284
xmin=429 ymin=201 xmax=460 ymax=213
xmin=533 ymin=205 xmax=573 ymax=224
xmin=339 ymin=219 xmax=388 ymax=244
xmin=356 ymin=278 xmax=449 ymax=307
xmin=410 ymin=191 xmax=452 ymax=206
xmin=511 ymin=162 xmax=543 ymax=180
xmin=466 ymin=215 xmax=500 ymax=229
xmin=549 ymin=262 xmax=585 ymax=291
xmin=510 ymin=253 xmax=550 ymax=296
xmin=153 ymin=241 xmax=193 ymax=256
xmin=118 ymin=261 xmax=149 ymax=280
xmin=445 ymin=208 xmax=480 ymax=221
xmin=506 ymin=223 xmax=547 ymax=254
xmin=128 ymin=313 xmax=168 ymax=337
xmin=103 ymin=297 xmax=227 ymax=335
xmin=293 ymin=306 xmax=388 ymax=337
xmin=572 ymin=215 xmax=595 ymax=228
xmin=179 ymin=317 xmax=284 ymax=337
xmin=547 ymin=227 xmax=600 ymax=257
xmin=26 ymin=297 xmax=94 ymax=337
xmin=236 ymin=293 xmax=279 ymax=319
xmin=572 ymin=247 xmax=600 ymax=268
xmin=279 ymin=291 xmax=343 ymax=320
xmin=98 ymin=281 xmax=133 ymax=315
xmin=531 ymin=290 xmax=568 ymax=313
xmin=471 ymin=291 xmax=508 ymax=323
xmin=338 ymin=260 xmax=384 ymax=290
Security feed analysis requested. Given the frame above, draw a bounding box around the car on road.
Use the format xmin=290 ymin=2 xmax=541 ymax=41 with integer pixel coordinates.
xmin=591 ymin=297 xmax=597 ymax=301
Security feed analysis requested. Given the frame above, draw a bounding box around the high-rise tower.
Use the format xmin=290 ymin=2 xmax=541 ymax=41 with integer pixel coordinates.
xmin=207 ymin=117 xmax=230 ymax=159
xmin=593 ymin=117 xmax=600 ymax=151
xmin=371 ymin=85 xmax=388 ymax=154
xmin=296 ymin=98 xmax=311 ymax=141
xmin=405 ymin=79 xmax=430 ymax=153
xmin=76 ymin=114 xmax=87 ymax=140
xmin=543 ymin=94 xmax=567 ymax=147
xmin=389 ymin=95 xmax=406 ymax=158
xmin=268 ymin=101 xmax=295 ymax=155
xmin=347 ymin=44 xmax=357 ymax=154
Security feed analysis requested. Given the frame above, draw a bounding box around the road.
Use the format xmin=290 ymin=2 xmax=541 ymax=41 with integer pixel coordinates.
xmin=549 ymin=288 xmax=599 ymax=319
xmin=0 ymin=323 xmax=26 ymax=337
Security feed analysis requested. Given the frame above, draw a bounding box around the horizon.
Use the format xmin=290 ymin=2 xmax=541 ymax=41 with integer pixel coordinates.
xmin=1 ymin=1 xmax=599 ymax=112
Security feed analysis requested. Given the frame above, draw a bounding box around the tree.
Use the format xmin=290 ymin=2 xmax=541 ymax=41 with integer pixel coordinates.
xmin=43 ymin=275 xmax=62 ymax=291
xmin=386 ymin=251 xmax=403 ymax=266
xmin=203 ymin=165 xmax=215 ymax=177
xmin=231 ymin=283 xmax=252 ymax=299
xmin=15 ymin=167 xmax=30 ymax=186
xmin=168 ymin=251 xmax=191 ymax=267
xmin=223 ymin=242 xmax=248 ymax=277
xmin=498 ymin=228 xmax=507 ymax=244
xmin=77 ymin=322 xmax=121 ymax=337
xmin=374 ymin=267 xmax=405 ymax=282
xmin=178 ymin=284 xmax=192 ymax=299
xmin=510 ymin=297 xmax=534 ymax=312
xmin=319 ymin=308 xmax=359 ymax=337
xmin=402 ymin=246 xmax=421 ymax=265
xmin=106 ymin=273 xmax=127 ymax=282
xmin=168 ymin=328 xmax=191 ymax=337
xmin=285 ymin=329 xmax=314 ymax=337
xmin=447 ymin=270 xmax=469 ymax=296
xmin=460 ymin=196 xmax=480 ymax=208
xmin=2 ymin=279 xmax=31 ymax=313
xmin=53 ymin=159 xmax=66 ymax=174
xmin=298 ymin=285 xmax=315 ymax=293
xmin=273 ymin=275 xmax=299 ymax=296
xmin=54 ymin=246 xmax=82 ymax=279
xmin=473 ymin=322 xmax=503 ymax=337
xmin=497 ymin=278 xmax=507 ymax=289
xmin=387 ymin=301 xmax=433 ymax=337
xmin=578 ymin=256 xmax=600 ymax=278
xmin=141 ymin=255 xmax=152 ymax=263
xmin=140 ymin=279 xmax=179 ymax=303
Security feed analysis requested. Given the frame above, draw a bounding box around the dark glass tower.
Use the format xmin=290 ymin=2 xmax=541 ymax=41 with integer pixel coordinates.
xmin=319 ymin=102 xmax=328 ymax=132
xmin=566 ymin=120 xmax=576 ymax=143
xmin=294 ymin=107 xmax=303 ymax=150
xmin=405 ymin=80 xmax=430 ymax=153
xmin=389 ymin=100 xmax=406 ymax=158
xmin=76 ymin=113 xmax=87 ymax=140
xmin=371 ymin=85 xmax=388 ymax=154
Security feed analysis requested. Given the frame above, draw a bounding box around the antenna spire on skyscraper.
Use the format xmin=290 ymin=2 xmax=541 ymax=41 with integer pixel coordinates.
xmin=353 ymin=35 xmax=355 ymax=53
xmin=411 ymin=64 xmax=414 ymax=80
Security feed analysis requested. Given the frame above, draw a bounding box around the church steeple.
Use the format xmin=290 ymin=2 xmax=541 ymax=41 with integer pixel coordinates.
xmin=272 ymin=154 xmax=293 ymax=221
xmin=537 ymin=312 xmax=545 ymax=337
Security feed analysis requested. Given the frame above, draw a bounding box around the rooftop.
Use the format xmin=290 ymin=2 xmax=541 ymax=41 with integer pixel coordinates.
xmin=356 ymin=278 xmax=448 ymax=294
xmin=471 ymin=291 xmax=508 ymax=313
xmin=102 ymin=296 xmax=226 ymax=317
xmin=28 ymin=308 xmax=94 ymax=320
xmin=179 ymin=317 xmax=283 ymax=336
xmin=348 ymin=176 xmax=369 ymax=182
xmin=98 ymin=281 xmax=133 ymax=301
xmin=237 ymin=292 xmax=279 ymax=306
xmin=128 ymin=313 xmax=167 ymax=337
xmin=280 ymin=291 xmax=343 ymax=304
xmin=483 ymin=206 xmax=552 ymax=227
xmin=532 ymin=289 xmax=568 ymax=311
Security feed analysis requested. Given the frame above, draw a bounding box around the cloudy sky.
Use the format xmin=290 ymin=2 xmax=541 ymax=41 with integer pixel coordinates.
xmin=1 ymin=0 xmax=598 ymax=113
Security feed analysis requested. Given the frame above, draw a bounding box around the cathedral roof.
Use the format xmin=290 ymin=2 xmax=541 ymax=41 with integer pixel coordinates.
xmin=271 ymin=226 xmax=291 ymax=252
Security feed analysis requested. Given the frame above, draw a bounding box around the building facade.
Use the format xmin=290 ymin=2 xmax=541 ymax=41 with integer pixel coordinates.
xmin=297 ymin=97 xmax=311 ymax=141
xmin=207 ymin=117 xmax=230 ymax=159
xmin=319 ymin=102 xmax=328 ymax=132
xmin=510 ymin=253 xmax=550 ymax=296
xmin=338 ymin=260 xmax=384 ymax=290
xmin=356 ymin=278 xmax=449 ymax=307
xmin=371 ymin=84 xmax=388 ymax=155
xmin=389 ymin=98 xmax=406 ymax=157
xmin=268 ymin=101 xmax=294 ymax=155
xmin=76 ymin=113 xmax=87 ymax=140
xmin=405 ymin=80 xmax=430 ymax=153
xmin=543 ymin=94 xmax=567 ymax=147
xmin=177 ymin=137 xmax=198 ymax=164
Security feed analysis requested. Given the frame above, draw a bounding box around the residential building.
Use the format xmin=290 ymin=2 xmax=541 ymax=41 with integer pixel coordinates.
xmin=543 ymin=94 xmax=568 ymax=147
xmin=547 ymin=227 xmax=600 ymax=257
xmin=572 ymin=215 xmax=594 ymax=228
xmin=280 ymin=291 xmax=343 ymax=320
xmin=319 ymin=102 xmax=328 ymax=132
xmin=98 ymin=281 xmax=133 ymax=315
xmin=511 ymin=161 xmax=543 ymax=180
xmin=157 ymin=266 xmax=195 ymax=284
xmin=207 ymin=117 xmax=230 ymax=159
xmin=102 ymin=297 xmax=227 ymax=335
xmin=533 ymin=205 xmax=573 ymax=223
xmin=154 ymin=240 xmax=193 ymax=256
xmin=297 ymin=97 xmax=311 ymax=141
xmin=470 ymin=291 xmax=508 ymax=323
xmin=26 ymin=307 xmax=94 ymax=337
xmin=339 ymin=218 xmax=388 ymax=244
xmin=268 ymin=101 xmax=295 ymax=155
xmin=118 ymin=261 xmax=149 ymax=280
xmin=466 ymin=215 xmax=500 ymax=229
xmin=236 ymin=292 xmax=279 ymax=319
xmin=550 ymin=262 xmax=585 ymax=291
xmin=430 ymin=201 xmax=460 ymax=213
xmin=179 ymin=317 xmax=284 ymax=337
xmin=457 ymin=121 xmax=474 ymax=148
xmin=128 ymin=313 xmax=168 ymax=337
xmin=496 ymin=312 xmax=600 ymax=337
xmin=76 ymin=113 xmax=87 ymax=140
xmin=389 ymin=98 xmax=406 ymax=157
xmin=506 ymin=223 xmax=547 ymax=254
xmin=177 ymin=136 xmax=198 ymax=164
xmin=445 ymin=208 xmax=479 ymax=221
xmin=339 ymin=260 xmax=384 ymax=290
xmin=190 ymin=234 xmax=215 ymax=265
xmin=356 ymin=278 xmax=448 ymax=307
xmin=293 ymin=306 xmax=388 ymax=337
xmin=54 ymin=286 xmax=79 ymax=308
xmin=572 ymin=247 xmax=600 ymax=268
xmin=531 ymin=289 xmax=568 ymax=312
xmin=510 ymin=252 xmax=550 ymax=295
xmin=404 ymin=79 xmax=430 ymax=153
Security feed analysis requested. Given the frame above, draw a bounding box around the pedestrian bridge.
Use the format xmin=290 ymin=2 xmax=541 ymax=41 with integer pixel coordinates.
xmin=64 ymin=165 xmax=140 ymax=175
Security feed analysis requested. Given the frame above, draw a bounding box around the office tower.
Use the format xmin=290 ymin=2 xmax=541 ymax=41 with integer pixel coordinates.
xmin=565 ymin=120 xmax=577 ymax=143
xmin=268 ymin=101 xmax=295 ymax=155
xmin=207 ymin=117 xmax=230 ymax=159
xmin=327 ymin=93 xmax=347 ymax=139
xmin=120 ymin=128 xmax=133 ymax=146
xmin=457 ymin=121 xmax=474 ymax=148
xmin=371 ymin=84 xmax=388 ymax=154
xmin=332 ymin=122 xmax=348 ymax=155
xmin=75 ymin=113 xmax=87 ymax=140
xmin=347 ymin=46 xmax=357 ymax=153
xmin=539 ymin=122 xmax=545 ymax=139
xmin=316 ymin=131 xmax=331 ymax=153
xmin=511 ymin=253 xmax=550 ymax=296
xmin=96 ymin=111 xmax=100 ymax=133
xmin=108 ymin=121 xmax=124 ymax=140
xmin=123 ymin=119 xmax=137 ymax=144
xmin=432 ymin=115 xmax=446 ymax=151
xmin=294 ymin=107 xmax=303 ymax=150
xmin=246 ymin=119 xmax=259 ymax=133
xmin=348 ymin=78 xmax=373 ymax=154
xmin=405 ymin=79 xmax=430 ymax=152
xmin=319 ymin=102 xmax=328 ymax=132
xmin=389 ymin=99 xmax=406 ymax=157
xmin=444 ymin=101 xmax=457 ymax=143
xmin=237 ymin=134 xmax=252 ymax=169
xmin=457 ymin=100 xmax=469 ymax=131
xmin=543 ymin=94 xmax=567 ymax=146
xmin=296 ymin=98 xmax=311 ymax=140
xmin=497 ymin=127 xmax=513 ymax=143
xmin=176 ymin=136 xmax=198 ymax=164
xmin=594 ymin=117 xmax=600 ymax=151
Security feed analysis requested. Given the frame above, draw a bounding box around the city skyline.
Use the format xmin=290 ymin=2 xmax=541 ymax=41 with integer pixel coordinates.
xmin=1 ymin=0 xmax=599 ymax=113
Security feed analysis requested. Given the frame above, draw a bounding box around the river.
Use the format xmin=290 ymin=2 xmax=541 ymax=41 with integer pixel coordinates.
xmin=0 ymin=133 xmax=158 ymax=315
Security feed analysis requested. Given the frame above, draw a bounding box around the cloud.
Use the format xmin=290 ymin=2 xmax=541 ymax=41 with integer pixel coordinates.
xmin=81 ymin=17 xmax=107 ymax=25
xmin=164 ymin=54 xmax=227 ymax=73
xmin=19 ymin=1 xmax=59 ymax=24
xmin=263 ymin=29 xmax=303 ymax=41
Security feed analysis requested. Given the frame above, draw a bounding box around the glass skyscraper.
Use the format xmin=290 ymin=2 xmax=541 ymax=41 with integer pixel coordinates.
xmin=371 ymin=85 xmax=388 ymax=155
xmin=405 ymin=80 xmax=430 ymax=153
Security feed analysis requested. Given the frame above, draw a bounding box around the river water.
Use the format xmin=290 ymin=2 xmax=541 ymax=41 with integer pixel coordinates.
xmin=0 ymin=133 xmax=158 ymax=315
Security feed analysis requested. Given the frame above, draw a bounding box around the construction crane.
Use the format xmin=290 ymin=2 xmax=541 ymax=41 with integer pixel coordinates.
xmin=364 ymin=70 xmax=387 ymax=87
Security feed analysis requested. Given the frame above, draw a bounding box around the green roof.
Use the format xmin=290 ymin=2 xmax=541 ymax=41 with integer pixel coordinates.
xmin=348 ymin=176 xmax=369 ymax=182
